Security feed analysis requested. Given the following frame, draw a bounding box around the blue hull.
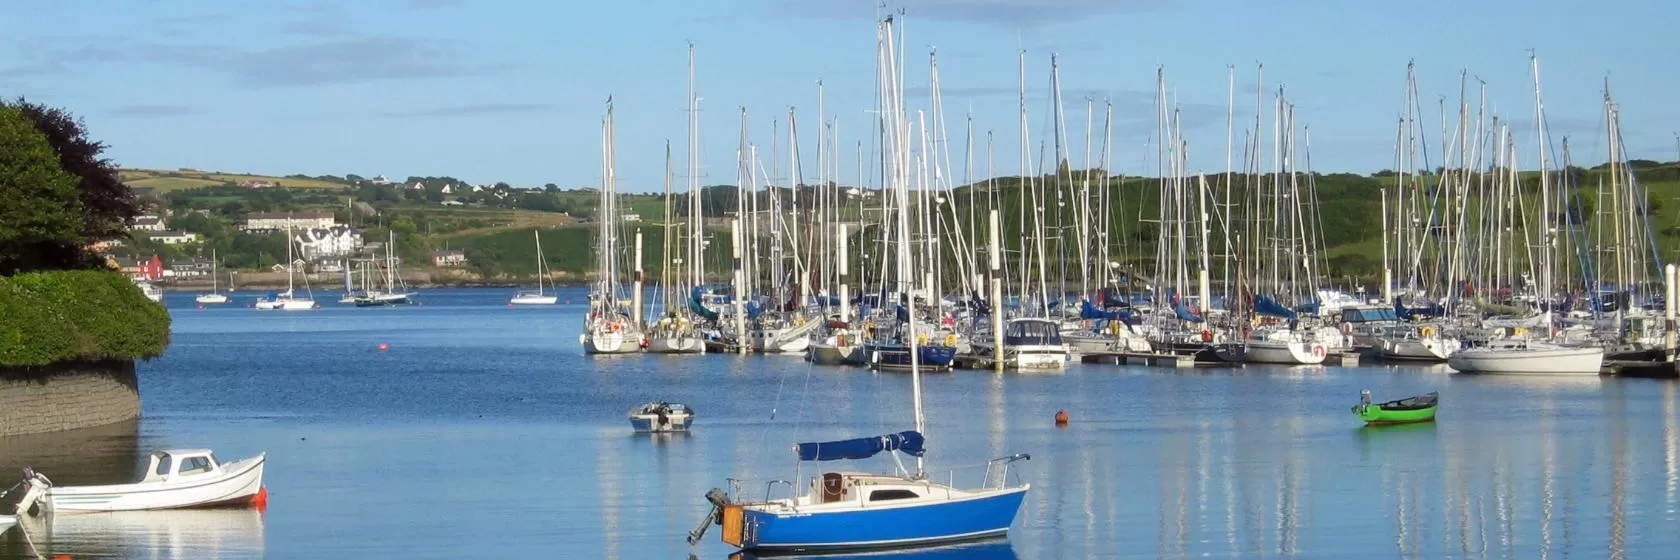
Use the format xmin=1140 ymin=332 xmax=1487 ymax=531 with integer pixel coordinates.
xmin=739 ymin=487 xmax=1027 ymax=552
xmin=866 ymin=345 xmax=958 ymax=370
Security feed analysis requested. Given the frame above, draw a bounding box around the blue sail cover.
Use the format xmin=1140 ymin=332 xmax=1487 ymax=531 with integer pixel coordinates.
xmin=688 ymin=286 xmax=721 ymax=321
xmin=1174 ymin=300 xmax=1205 ymax=323
xmin=1080 ymin=299 xmax=1122 ymax=320
xmin=796 ymin=431 xmax=926 ymax=461
xmin=1393 ymin=296 xmax=1444 ymax=320
xmin=1253 ymin=295 xmax=1298 ymax=320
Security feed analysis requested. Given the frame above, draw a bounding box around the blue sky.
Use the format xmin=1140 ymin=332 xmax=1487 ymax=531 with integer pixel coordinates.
xmin=3 ymin=0 xmax=1676 ymax=192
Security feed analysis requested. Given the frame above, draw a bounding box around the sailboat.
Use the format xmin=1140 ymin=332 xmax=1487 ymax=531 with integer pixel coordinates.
xmin=254 ymin=221 xmax=316 ymax=311
xmin=691 ymin=17 xmax=1030 ymax=552
xmin=580 ymin=99 xmax=645 ymax=354
xmin=1447 ymin=54 xmax=1604 ymax=375
xmin=195 ymin=249 xmax=229 ymax=304
xmin=509 ymin=230 xmax=559 ymax=305
xmin=353 ymin=231 xmax=415 ymax=306
xmin=644 ymin=132 xmax=704 ymax=353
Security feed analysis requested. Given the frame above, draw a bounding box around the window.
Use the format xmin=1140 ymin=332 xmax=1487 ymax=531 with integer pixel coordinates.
xmin=154 ymin=455 xmax=173 ymax=476
xmin=178 ymin=456 xmax=213 ymax=475
xmin=868 ymin=489 xmax=920 ymax=502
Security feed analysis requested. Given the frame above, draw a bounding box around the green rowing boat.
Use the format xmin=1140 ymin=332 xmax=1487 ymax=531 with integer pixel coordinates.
xmin=1352 ymin=390 xmax=1438 ymax=425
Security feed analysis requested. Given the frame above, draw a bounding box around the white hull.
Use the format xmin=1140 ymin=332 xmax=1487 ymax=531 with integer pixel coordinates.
xmin=1244 ymin=341 xmax=1327 ymax=365
xmin=752 ymin=321 xmax=820 ymax=354
xmin=629 ymin=411 xmax=694 ymax=432
xmin=806 ymin=342 xmax=857 ymax=365
xmin=194 ymin=293 xmax=229 ymax=304
xmin=510 ymin=294 xmax=558 ymax=305
xmin=37 ymin=455 xmax=264 ymax=513
xmin=254 ymin=298 xmax=315 ymax=311
xmin=970 ymin=344 xmax=1070 ymax=370
xmin=1380 ymin=337 xmax=1460 ymax=361
xmin=1447 ymin=345 xmax=1604 ymax=375
xmin=24 ymin=509 xmax=265 ymax=555
xmin=646 ymin=336 xmax=705 ymax=354
xmin=582 ymin=330 xmax=642 ymax=354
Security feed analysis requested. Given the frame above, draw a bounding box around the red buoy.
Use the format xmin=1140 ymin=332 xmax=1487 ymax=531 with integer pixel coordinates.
xmin=377 ymin=343 xmax=390 ymax=352
xmin=1055 ymin=410 xmax=1069 ymax=425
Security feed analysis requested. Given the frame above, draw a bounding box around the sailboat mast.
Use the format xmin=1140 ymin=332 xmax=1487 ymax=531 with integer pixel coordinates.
xmin=879 ymin=15 xmax=923 ymax=475
xmin=1531 ymin=52 xmax=1553 ymax=331
xmin=687 ymin=42 xmax=702 ymax=291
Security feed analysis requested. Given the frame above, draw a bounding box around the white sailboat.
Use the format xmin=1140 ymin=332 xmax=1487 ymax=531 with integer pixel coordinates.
xmin=195 ymin=249 xmax=229 ymax=304
xmin=694 ymin=20 xmax=1030 ymax=550
xmin=255 ymin=221 xmax=316 ymax=311
xmin=580 ymin=99 xmax=644 ymax=354
xmin=510 ymin=230 xmax=559 ymax=305
xmin=353 ymin=231 xmax=414 ymax=306
xmin=1447 ymin=54 xmax=1603 ymax=375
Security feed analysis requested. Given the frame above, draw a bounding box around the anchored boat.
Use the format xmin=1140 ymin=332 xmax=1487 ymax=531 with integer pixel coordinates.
xmin=1351 ymin=390 xmax=1438 ymax=426
xmin=629 ymin=401 xmax=694 ymax=433
xmin=13 ymin=449 xmax=266 ymax=514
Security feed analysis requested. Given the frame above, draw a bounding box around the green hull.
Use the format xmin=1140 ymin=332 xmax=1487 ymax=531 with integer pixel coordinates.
xmin=1353 ymin=403 xmax=1436 ymax=425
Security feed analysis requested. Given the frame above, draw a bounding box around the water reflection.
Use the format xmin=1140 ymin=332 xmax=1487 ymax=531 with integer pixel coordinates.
xmin=2 ymin=509 xmax=264 ymax=559
xmin=727 ymin=538 xmax=1017 ymax=560
xmin=0 ymin=419 xmax=140 ymax=485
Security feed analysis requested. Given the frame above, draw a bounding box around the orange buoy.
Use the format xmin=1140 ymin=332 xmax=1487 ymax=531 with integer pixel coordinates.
xmin=251 ymin=486 xmax=268 ymax=509
xmin=1055 ymin=410 xmax=1069 ymax=425
xmin=377 ymin=343 xmax=390 ymax=352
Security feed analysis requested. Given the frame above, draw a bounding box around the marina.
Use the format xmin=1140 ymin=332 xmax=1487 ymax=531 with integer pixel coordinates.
xmin=0 ymin=288 xmax=1674 ymax=557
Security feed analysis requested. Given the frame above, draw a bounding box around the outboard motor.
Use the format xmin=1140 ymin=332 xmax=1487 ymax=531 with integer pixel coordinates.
xmin=686 ymin=488 xmax=733 ymax=545
xmin=13 ymin=468 xmax=52 ymax=516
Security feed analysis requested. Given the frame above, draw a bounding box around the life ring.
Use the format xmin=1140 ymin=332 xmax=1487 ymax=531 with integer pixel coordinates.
xmin=944 ymin=333 xmax=959 ymax=347
xmin=1200 ymin=330 xmax=1213 ymax=343
xmin=1419 ymin=326 xmax=1437 ymax=338
xmin=609 ymin=323 xmax=621 ymax=333
xmin=1311 ymin=345 xmax=1326 ymax=358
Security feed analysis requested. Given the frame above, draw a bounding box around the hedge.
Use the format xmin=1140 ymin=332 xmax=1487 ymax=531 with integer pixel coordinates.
xmin=0 ymin=270 xmax=171 ymax=366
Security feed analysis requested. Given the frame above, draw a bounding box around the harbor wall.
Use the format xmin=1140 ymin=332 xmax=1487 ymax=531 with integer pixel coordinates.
xmin=0 ymin=360 xmax=141 ymax=438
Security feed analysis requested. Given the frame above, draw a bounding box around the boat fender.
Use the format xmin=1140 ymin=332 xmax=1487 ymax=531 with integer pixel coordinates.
xmin=1340 ymin=322 xmax=1353 ymax=335
xmin=1200 ymin=330 xmax=1213 ymax=343
xmin=944 ymin=333 xmax=958 ymax=347
xmin=916 ymin=333 xmax=929 ymax=346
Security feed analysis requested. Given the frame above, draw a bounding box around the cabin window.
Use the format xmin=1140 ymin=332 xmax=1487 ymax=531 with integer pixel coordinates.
xmin=868 ymin=489 xmax=921 ymax=502
xmin=178 ymin=456 xmax=213 ymax=475
xmin=154 ymin=456 xmax=172 ymax=476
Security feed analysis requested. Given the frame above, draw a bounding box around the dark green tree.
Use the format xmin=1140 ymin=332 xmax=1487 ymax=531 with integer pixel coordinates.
xmin=0 ymin=106 xmax=83 ymax=275
xmin=7 ymin=98 xmax=140 ymax=264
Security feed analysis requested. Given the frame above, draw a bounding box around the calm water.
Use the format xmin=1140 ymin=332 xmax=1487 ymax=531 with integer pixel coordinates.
xmin=2 ymin=287 xmax=1678 ymax=559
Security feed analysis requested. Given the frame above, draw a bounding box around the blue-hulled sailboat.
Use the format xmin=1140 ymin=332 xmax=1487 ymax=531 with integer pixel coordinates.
xmin=689 ymin=16 xmax=1031 ymax=552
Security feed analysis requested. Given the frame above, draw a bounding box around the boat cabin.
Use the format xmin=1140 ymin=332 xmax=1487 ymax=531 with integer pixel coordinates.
xmin=141 ymin=449 xmax=223 ymax=482
xmin=796 ymin=472 xmax=956 ymax=508
xmin=1003 ymin=319 xmax=1064 ymax=347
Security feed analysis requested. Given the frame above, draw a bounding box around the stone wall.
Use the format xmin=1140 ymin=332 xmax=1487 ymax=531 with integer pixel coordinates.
xmin=0 ymin=360 xmax=140 ymax=437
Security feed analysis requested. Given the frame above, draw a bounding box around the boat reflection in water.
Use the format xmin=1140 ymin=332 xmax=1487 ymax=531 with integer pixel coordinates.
xmin=3 ymin=509 xmax=265 ymax=559
xmin=727 ymin=538 xmax=1017 ymax=560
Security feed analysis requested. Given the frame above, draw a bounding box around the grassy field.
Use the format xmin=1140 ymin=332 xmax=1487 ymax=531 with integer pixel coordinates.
xmin=120 ymin=168 xmax=349 ymax=192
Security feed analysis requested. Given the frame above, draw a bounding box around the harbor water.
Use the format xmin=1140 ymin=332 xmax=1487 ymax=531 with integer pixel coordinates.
xmin=2 ymin=287 xmax=1677 ymax=559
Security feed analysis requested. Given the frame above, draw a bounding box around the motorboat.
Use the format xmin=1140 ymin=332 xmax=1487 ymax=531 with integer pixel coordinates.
xmin=629 ymin=401 xmax=694 ymax=433
xmin=969 ymin=318 xmax=1070 ymax=370
xmin=1351 ymin=390 xmax=1439 ymax=426
xmin=14 ymin=449 xmax=266 ymax=514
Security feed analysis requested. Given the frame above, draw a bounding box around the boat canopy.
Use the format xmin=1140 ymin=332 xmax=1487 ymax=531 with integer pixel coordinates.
xmin=1004 ymin=319 xmax=1064 ymax=345
xmin=1340 ymin=306 xmax=1399 ymax=323
xmin=1253 ymin=295 xmax=1298 ymax=320
xmin=795 ymin=430 xmax=925 ymax=461
xmin=1393 ymin=296 xmax=1445 ymax=320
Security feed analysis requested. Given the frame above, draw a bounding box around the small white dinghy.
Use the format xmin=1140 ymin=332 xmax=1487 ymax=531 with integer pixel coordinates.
xmin=14 ymin=449 xmax=266 ymax=515
xmin=629 ymin=401 xmax=694 ymax=433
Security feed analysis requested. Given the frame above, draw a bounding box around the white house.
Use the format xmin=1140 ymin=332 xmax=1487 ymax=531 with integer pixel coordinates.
xmin=295 ymin=226 xmax=363 ymax=260
xmin=440 ymin=184 xmax=454 ymax=194
xmin=370 ymin=175 xmax=391 ymax=185
xmin=131 ymin=215 xmax=166 ymax=232
xmin=244 ymin=212 xmax=336 ymax=232
xmin=139 ymin=230 xmax=200 ymax=245
xmin=622 ymin=213 xmax=642 ymax=223
xmin=407 ymin=181 xmax=425 ymax=191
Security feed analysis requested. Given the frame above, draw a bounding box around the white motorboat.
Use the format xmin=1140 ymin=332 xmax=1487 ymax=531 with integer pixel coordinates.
xmin=1446 ymin=339 xmax=1604 ymax=376
xmin=970 ymin=318 xmax=1071 ymax=370
xmin=15 ymin=508 xmax=266 ymax=557
xmin=629 ymin=401 xmax=694 ymax=432
xmin=14 ymin=449 xmax=266 ymax=514
xmin=133 ymin=278 xmax=163 ymax=304
xmin=1243 ymin=327 xmax=1328 ymax=365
